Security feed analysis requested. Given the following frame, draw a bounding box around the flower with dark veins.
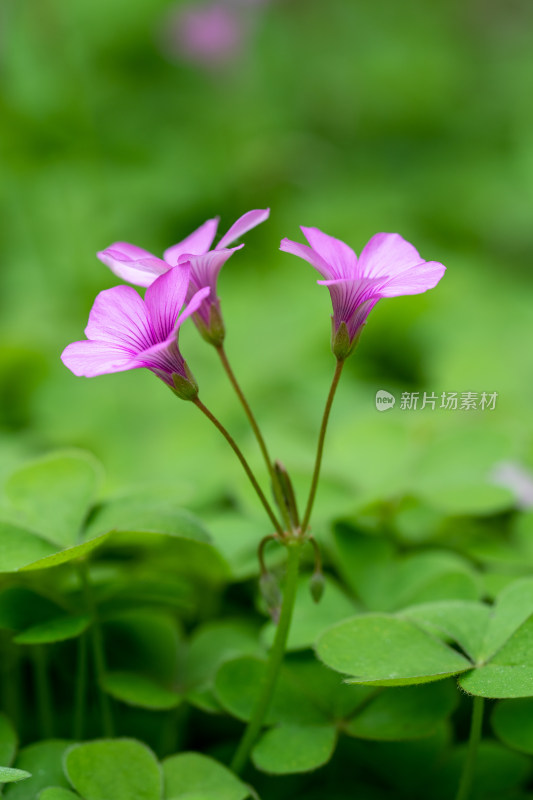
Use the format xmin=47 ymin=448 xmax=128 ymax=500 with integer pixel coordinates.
xmin=61 ymin=265 xmax=209 ymax=398
xmin=280 ymin=228 xmax=446 ymax=359
xmin=98 ymin=209 xmax=269 ymax=345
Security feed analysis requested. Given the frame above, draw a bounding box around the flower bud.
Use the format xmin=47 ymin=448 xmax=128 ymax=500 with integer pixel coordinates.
xmin=260 ymin=571 xmax=282 ymax=622
xmin=273 ymin=461 xmax=300 ymax=530
xmin=309 ymin=570 xmax=325 ymax=603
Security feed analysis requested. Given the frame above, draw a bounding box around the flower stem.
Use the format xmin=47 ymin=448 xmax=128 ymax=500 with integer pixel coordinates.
xmin=193 ymin=397 xmax=284 ymax=535
xmin=73 ymin=631 xmax=88 ymax=740
xmin=455 ymin=695 xmax=484 ymax=800
xmin=230 ymin=541 xmax=302 ymax=774
xmin=215 ymin=345 xmax=293 ymax=532
xmin=80 ymin=563 xmax=114 ymax=737
xmin=301 ymin=358 xmax=345 ymax=532
xmin=33 ymin=645 xmax=53 ymax=739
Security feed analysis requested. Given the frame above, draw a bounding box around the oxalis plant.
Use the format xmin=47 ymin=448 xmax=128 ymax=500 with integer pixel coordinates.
xmin=1 ymin=211 xmax=533 ymax=800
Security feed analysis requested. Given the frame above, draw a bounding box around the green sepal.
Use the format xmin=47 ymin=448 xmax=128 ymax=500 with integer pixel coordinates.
xmin=171 ymin=362 xmax=199 ymax=401
xmin=194 ymin=302 xmax=225 ymax=346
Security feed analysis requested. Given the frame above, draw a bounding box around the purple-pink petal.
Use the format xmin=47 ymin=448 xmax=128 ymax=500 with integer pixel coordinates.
xmin=279 ymin=238 xmax=333 ymax=280
xmin=97 ymin=243 xmax=168 ymax=288
xmin=217 ymin=208 xmax=270 ymax=250
xmin=318 ymin=276 xmax=383 ymax=336
xmin=301 ymin=227 xmax=357 ymax=280
xmin=85 ymin=285 xmax=153 ymax=352
xmin=176 ymin=286 xmax=211 ymax=326
xmin=144 ymin=266 xmax=191 ymax=342
xmin=357 ymin=233 xmax=426 ymax=280
xmin=181 ymin=246 xmax=243 ymax=295
xmin=378 ymin=260 xmax=447 ymax=297
xmin=61 ymin=340 xmax=141 ymax=377
xmin=163 ymin=218 xmax=219 ymax=266
xmin=133 ymin=335 xmax=188 ymax=384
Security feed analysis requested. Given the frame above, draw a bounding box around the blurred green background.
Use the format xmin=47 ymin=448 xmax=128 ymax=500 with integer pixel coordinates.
xmin=1 ymin=0 xmax=532 ymax=519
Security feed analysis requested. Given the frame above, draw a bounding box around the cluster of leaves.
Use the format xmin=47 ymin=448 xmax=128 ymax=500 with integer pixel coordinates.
xmin=1 ymin=449 xmax=533 ymax=799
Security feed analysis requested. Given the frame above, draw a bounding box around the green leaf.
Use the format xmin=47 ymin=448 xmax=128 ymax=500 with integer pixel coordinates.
xmin=330 ymin=527 xmax=479 ymax=612
xmin=4 ymin=741 xmax=71 ymax=799
xmin=0 ymin=588 xmax=61 ymax=632
xmin=281 ymin=653 xmax=373 ymax=723
xmin=190 ymin=511 xmax=275 ymax=581
xmin=261 ymin=576 xmax=357 ymax=651
xmin=6 ymin=451 xmax=102 ymax=548
xmin=0 ymin=522 xmax=57 ymax=573
xmin=85 ymin=496 xmax=210 ymax=544
xmin=19 ymin=533 xmax=110 ymax=572
xmin=102 ymin=531 xmax=230 ymax=585
xmin=401 ymin=600 xmax=491 ymax=663
xmin=0 ymin=714 xmax=17 ymax=768
xmin=163 ymin=752 xmax=251 ymax=800
xmin=459 ymin=665 xmax=533 ymax=699
xmin=492 ymin=698 xmax=533 ymax=754
xmin=103 ymin=610 xmax=181 ymax=685
xmin=383 ymin=551 xmax=480 ymax=609
xmin=38 ymin=790 xmax=80 ymax=800
xmin=14 ymin=616 xmax=90 ymax=645
xmin=479 ymin=578 xmax=533 ymax=662
xmin=418 ymin=482 xmax=515 ymax=516
xmin=214 ymin=656 xmax=327 ymax=725
xmin=252 ymin=724 xmax=337 ymax=774
xmin=64 ymin=739 xmax=162 ymax=800
xmin=185 ymin=620 xmax=263 ymax=695
xmin=315 ymin=614 xmax=471 ymax=686
xmin=331 ymin=525 xmax=394 ymax=608
xmin=454 ymin=582 xmax=533 ymax=698
xmin=102 ymin=672 xmax=181 ymax=710
xmin=0 ymin=768 xmax=31 ymax=784
xmin=345 ymin=681 xmax=457 ymax=741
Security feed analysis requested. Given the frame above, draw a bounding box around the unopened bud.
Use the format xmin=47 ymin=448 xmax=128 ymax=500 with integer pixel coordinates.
xmin=260 ymin=571 xmax=282 ymax=621
xmin=273 ymin=461 xmax=300 ymax=529
xmin=309 ymin=570 xmax=325 ymax=603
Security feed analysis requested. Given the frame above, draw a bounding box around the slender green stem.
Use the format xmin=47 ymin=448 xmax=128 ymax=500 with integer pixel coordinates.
xmin=455 ymin=695 xmax=485 ymax=800
xmin=301 ymin=358 xmax=345 ymax=532
xmin=33 ymin=645 xmax=53 ymax=739
xmin=73 ymin=631 xmax=88 ymax=739
xmin=193 ymin=397 xmax=284 ymax=535
xmin=216 ymin=345 xmax=293 ymax=532
xmin=231 ymin=542 xmax=302 ymax=774
xmin=80 ymin=564 xmax=114 ymax=737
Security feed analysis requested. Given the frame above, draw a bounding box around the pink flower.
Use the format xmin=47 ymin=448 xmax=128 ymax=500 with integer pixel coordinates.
xmin=61 ymin=266 xmax=209 ymax=396
xmin=98 ymin=209 xmax=269 ymax=344
xmin=159 ymin=0 xmax=268 ymax=69
xmin=171 ymin=3 xmax=244 ymax=66
xmin=280 ymin=229 xmax=446 ymax=358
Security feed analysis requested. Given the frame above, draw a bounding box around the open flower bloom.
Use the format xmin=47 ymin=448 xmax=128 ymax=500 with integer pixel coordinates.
xmin=98 ymin=209 xmax=269 ymax=345
xmin=280 ymin=228 xmax=446 ymax=358
xmin=61 ymin=266 xmax=209 ymax=396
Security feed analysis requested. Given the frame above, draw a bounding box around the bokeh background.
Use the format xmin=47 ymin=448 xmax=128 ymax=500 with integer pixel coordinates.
xmin=1 ymin=0 xmax=533 ymax=523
